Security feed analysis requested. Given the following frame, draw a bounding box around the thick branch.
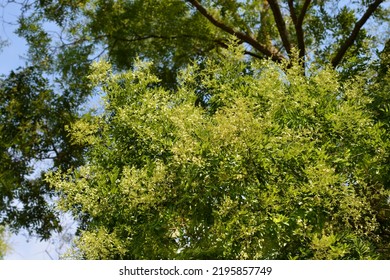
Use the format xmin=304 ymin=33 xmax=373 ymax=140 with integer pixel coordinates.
xmin=288 ymin=0 xmax=311 ymax=61
xmin=267 ymin=0 xmax=292 ymax=55
xmin=186 ymin=0 xmax=285 ymax=62
xmin=297 ymin=0 xmax=311 ymax=26
xmin=288 ymin=0 xmax=298 ymax=24
xmin=331 ymin=0 xmax=384 ymax=67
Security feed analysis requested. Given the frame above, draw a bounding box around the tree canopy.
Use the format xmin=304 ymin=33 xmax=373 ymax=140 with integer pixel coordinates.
xmin=16 ymin=0 xmax=390 ymax=83
xmin=0 ymin=0 xmax=389 ymax=258
xmin=47 ymin=47 xmax=390 ymax=259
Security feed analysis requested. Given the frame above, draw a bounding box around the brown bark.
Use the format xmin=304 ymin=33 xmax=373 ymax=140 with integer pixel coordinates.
xmin=267 ymin=0 xmax=292 ymax=55
xmin=288 ymin=0 xmax=311 ymax=60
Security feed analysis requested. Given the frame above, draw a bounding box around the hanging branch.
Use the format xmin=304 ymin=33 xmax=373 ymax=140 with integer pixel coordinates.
xmin=331 ymin=0 xmax=385 ymax=67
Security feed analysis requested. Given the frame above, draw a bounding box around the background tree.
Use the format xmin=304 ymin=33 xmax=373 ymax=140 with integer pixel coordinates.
xmin=17 ymin=0 xmax=390 ymax=83
xmin=47 ymin=48 xmax=390 ymax=259
xmin=0 ymin=67 xmax=85 ymax=238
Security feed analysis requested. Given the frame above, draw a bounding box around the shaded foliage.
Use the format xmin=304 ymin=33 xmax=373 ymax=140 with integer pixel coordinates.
xmin=0 ymin=67 xmax=84 ymax=238
xmin=16 ymin=0 xmax=390 ymax=85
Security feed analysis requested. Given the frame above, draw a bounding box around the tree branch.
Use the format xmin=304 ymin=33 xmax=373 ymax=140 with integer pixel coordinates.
xmin=186 ymin=0 xmax=285 ymax=62
xmin=331 ymin=0 xmax=385 ymax=67
xmin=288 ymin=0 xmax=298 ymax=25
xmin=267 ymin=0 xmax=292 ymax=55
xmin=288 ymin=0 xmax=311 ymax=63
xmin=297 ymin=0 xmax=311 ymax=26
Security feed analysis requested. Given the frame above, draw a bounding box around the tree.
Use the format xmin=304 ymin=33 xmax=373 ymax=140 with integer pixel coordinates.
xmin=1 ymin=0 xmax=389 ymax=241
xmin=0 ymin=67 xmax=85 ymax=238
xmin=47 ymin=48 xmax=390 ymax=259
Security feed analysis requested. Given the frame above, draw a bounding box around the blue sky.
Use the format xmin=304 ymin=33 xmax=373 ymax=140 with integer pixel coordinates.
xmin=0 ymin=2 xmax=27 ymax=72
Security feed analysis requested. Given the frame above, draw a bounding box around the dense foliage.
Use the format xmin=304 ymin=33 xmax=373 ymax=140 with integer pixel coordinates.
xmin=1 ymin=0 xmax=389 ymax=256
xmin=47 ymin=48 xmax=390 ymax=259
xmin=0 ymin=67 xmax=84 ymax=238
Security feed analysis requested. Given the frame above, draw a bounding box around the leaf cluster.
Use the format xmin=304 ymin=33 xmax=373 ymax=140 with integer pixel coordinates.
xmin=47 ymin=49 xmax=390 ymax=259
